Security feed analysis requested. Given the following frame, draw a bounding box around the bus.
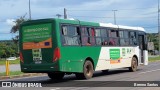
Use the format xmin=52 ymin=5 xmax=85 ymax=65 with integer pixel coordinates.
xmin=19 ymin=18 xmax=148 ymax=80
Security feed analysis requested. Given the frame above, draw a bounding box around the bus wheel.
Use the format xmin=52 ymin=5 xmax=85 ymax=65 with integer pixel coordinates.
xmin=129 ymin=57 xmax=138 ymax=72
xmin=76 ymin=60 xmax=94 ymax=79
xmin=48 ymin=72 xmax=65 ymax=80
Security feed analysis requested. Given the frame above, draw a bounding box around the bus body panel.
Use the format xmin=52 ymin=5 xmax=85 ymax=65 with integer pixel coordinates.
xmin=59 ymin=47 xmax=101 ymax=72
xmin=19 ymin=18 xmax=148 ymax=74
xmin=20 ymin=19 xmax=61 ymax=72
xmin=95 ymin=46 xmax=139 ymax=71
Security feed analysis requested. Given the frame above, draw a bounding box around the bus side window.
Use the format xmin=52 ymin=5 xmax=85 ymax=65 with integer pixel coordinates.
xmin=62 ymin=26 xmax=68 ymax=45
xmin=109 ymin=30 xmax=119 ymax=46
xmin=109 ymin=38 xmax=115 ymax=45
xmin=119 ymin=30 xmax=129 ymax=46
xmin=88 ymin=28 xmax=95 ymax=45
xmin=130 ymin=32 xmax=137 ymax=45
xmin=95 ymin=28 xmax=101 ymax=45
xmin=81 ymin=27 xmax=89 ymax=45
xmin=101 ymin=29 xmax=108 ymax=46
xmin=81 ymin=27 xmax=95 ymax=46
xmin=62 ymin=25 xmax=80 ymax=46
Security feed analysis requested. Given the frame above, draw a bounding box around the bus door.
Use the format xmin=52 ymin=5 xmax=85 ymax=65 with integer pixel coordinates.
xmin=138 ymin=32 xmax=148 ymax=65
xmin=138 ymin=35 xmax=145 ymax=64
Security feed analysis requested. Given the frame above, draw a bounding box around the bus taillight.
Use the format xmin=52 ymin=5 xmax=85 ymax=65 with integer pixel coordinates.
xmin=20 ymin=52 xmax=24 ymax=63
xmin=53 ymin=47 xmax=61 ymax=62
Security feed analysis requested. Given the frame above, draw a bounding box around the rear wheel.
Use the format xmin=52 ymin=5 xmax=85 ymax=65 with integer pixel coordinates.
xmin=129 ymin=57 xmax=138 ymax=72
xmin=76 ymin=60 xmax=94 ymax=79
xmin=48 ymin=72 xmax=65 ymax=80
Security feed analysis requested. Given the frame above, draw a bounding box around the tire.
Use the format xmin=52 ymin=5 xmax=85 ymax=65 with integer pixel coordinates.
xmin=102 ymin=69 xmax=109 ymax=74
xmin=76 ymin=60 xmax=94 ymax=79
xmin=129 ymin=57 xmax=138 ymax=72
xmin=48 ymin=72 xmax=65 ymax=80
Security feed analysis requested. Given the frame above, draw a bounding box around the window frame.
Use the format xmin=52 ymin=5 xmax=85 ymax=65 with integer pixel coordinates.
xmin=81 ymin=26 xmax=96 ymax=46
xmin=119 ymin=30 xmax=130 ymax=46
xmin=60 ymin=23 xmax=81 ymax=46
xmin=129 ymin=31 xmax=138 ymax=46
xmin=108 ymin=28 xmax=120 ymax=46
xmin=60 ymin=23 xmax=141 ymax=47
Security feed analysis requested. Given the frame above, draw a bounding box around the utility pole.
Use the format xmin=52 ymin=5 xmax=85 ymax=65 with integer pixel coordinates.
xmin=158 ymin=0 xmax=160 ymax=56
xmin=112 ymin=10 xmax=117 ymax=24
xmin=64 ymin=8 xmax=67 ymax=19
xmin=56 ymin=14 xmax=62 ymax=18
xmin=29 ymin=0 xmax=31 ymax=20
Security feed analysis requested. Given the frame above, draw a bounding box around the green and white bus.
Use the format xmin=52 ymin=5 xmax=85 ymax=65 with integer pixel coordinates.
xmin=19 ymin=18 xmax=148 ymax=80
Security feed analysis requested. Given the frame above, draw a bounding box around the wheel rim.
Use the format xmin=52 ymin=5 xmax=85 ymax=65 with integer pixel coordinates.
xmin=132 ymin=58 xmax=137 ymax=70
xmin=85 ymin=64 xmax=91 ymax=76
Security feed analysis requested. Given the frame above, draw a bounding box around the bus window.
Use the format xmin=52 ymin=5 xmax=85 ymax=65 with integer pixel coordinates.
xmin=130 ymin=32 xmax=137 ymax=45
xmin=81 ymin=27 xmax=95 ymax=46
xmin=101 ymin=29 xmax=108 ymax=46
xmin=95 ymin=29 xmax=101 ymax=45
xmin=109 ymin=30 xmax=119 ymax=46
xmin=119 ymin=31 xmax=129 ymax=46
xmin=62 ymin=25 xmax=80 ymax=45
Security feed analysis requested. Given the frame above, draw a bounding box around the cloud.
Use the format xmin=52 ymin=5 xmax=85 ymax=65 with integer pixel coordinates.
xmin=6 ymin=19 xmax=16 ymax=26
xmin=0 ymin=0 xmax=158 ymax=40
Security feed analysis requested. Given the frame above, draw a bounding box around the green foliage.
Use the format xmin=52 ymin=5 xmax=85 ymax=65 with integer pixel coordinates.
xmin=147 ymin=33 xmax=159 ymax=50
xmin=0 ymin=59 xmax=20 ymax=65
xmin=0 ymin=41 xmax=18 ymax=58
xmin=149 ymin=56 xmax=160 ymax=62
xmin=0 ymin=71 xmax=23 ymax=76
xmin=0 ymin=15 xmax=29 ymax=58
xmin=10 ymin=14 xmax=28 ymax=44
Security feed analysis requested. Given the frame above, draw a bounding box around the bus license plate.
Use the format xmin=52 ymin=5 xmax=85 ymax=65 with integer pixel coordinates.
xmin=32 ymin=49 xmax=42 ymax=64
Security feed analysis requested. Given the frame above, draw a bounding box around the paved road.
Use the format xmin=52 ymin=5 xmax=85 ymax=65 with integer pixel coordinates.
xmin=0 ymin=61 xmax=160 ymax=90
xmin=0 ymin=64 xmax=20 ymax=72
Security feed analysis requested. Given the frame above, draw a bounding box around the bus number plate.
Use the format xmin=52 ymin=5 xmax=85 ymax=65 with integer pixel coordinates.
xmin=32 ymin=49 xmax=42 ymax=64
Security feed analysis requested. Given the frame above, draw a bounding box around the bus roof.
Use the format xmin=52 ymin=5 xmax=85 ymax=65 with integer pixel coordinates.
xmin=99 ymin=23 xmax=145 ymax=31
xmin=22 ymin=18 xmax=145 ymax=32
xmin=62 ymin=18 xmax=145 ymax=32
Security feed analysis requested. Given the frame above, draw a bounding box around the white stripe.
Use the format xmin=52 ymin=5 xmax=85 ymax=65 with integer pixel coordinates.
xmin=50 ymin=88 xmax=60 ymax=90
xmin=99 ymin=23 xmax=145 ymax=31
xmin=138 ymin=69 xmax=160 ymax=74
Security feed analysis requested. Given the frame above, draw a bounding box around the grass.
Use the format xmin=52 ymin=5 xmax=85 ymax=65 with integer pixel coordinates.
xmin=0 ymin=56 xmax=158 ymax=77
xmin=0 ymin=71 xmax=23 ymax=76
xmin=0 ymin=59 xmax=20 ymax=65
xmin=0 ymin=56 xmax=159 ymax=65
xmin=148 ymin=56 xmax=160 ymax=62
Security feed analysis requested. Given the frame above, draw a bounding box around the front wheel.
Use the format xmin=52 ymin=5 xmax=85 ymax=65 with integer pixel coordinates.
xmin=48 ymin=72 xmax=65 ymax=80
xmin=76 ymin=60 xmax=94 ymax=79
xmin=129 ymin=57 xmax=138 ymax=72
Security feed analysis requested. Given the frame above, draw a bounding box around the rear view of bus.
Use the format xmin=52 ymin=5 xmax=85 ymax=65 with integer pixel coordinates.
xmin=19 ymin=19 xmax=62 ymax=78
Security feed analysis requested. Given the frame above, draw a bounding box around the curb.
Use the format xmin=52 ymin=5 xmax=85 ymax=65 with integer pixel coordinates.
xmin=0 ymin=73 xmax=47 ymax=80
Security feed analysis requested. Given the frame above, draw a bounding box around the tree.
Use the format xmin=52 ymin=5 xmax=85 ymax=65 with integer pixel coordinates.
xmin=0 ymin=43 xmax=7 ymax=58
xmin=147 ymin=33 xmax=159 ymax=55
xmin=10 ymin=14 xmax=28 ymax=43
xmin=0 ymin=42 xmax=17 ymax=59
xmin=10 ymin=14 xmax=28 ymax=56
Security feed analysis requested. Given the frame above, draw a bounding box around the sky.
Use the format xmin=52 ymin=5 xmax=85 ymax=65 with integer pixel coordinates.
xmin=0 ymin=0 xmax=158 ymax=40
